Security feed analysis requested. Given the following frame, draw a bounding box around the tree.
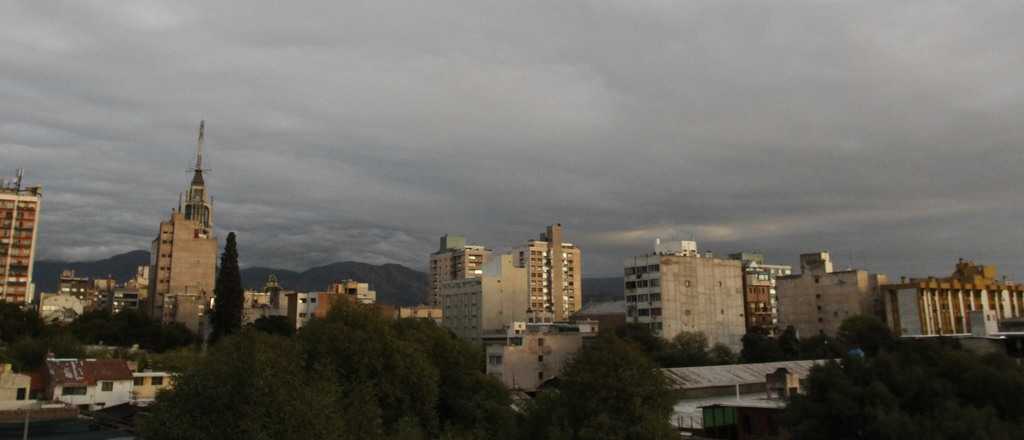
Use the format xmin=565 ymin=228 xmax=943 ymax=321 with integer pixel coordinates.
xmin=837 ymin=315 xmax=894 ymax=356
xmin=778 ymin=326 xmax=801 ymax=359
xmin=211 ymin=232 xmax=244 ymax=342
xmin=249 ymin=315 xmax=295 ymax=337
xmin=522 ymin=334 xmax=677 ymax=440
xmin=740 ymin=329 xmax=784 ymax=363
xmin=707 ymin=343 xmax=738 ymax=365
xmin=0 ymin=301 xmax=43 ymax=343
xmin=140 ymin=330 xmax=349 ymax=440
xmin=657 ymin=331 xmax=710 ymax=367
xmin=7 ymin=333 xmax=84 ymax=371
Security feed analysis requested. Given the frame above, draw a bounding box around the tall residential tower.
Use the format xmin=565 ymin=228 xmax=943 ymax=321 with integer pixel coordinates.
xmin=429 ymin=234 xmax=491 ymax=306
xmin=513 ymin=224 xmax=582 ymax=322
xmin=0 ymin=171 xmax=41 ymax=305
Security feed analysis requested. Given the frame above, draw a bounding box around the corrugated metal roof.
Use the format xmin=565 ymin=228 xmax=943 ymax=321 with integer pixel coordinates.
xmin=662 ymin=360 xmax=827 ymax=390
xmin=576 ymin=300 xmax=625 ymax=316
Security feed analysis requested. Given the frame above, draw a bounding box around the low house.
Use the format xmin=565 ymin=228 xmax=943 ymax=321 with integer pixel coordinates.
xmin=131 ymin=371 xmax=174 ymax=405
xmin=45 ymin=358 xmax=134 ymax=410
xmin=0 ymin=364 xmax=34 ymax=410
xmin=482 ymin=321 xmax=599 ymax=392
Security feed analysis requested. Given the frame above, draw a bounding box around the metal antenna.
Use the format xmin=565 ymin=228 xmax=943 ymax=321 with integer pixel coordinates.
xmin=196 ymin=120 xmax=205 ymax=171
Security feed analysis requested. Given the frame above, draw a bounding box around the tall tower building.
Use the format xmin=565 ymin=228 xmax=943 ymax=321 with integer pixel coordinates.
xmin=428 ymin=234 xmax=491 ymax=306
xmin=513 ymin=224 xmax=582 ymax=322
xmin=0 ymin=171 xmax=41 ymax=305
xmin=147 ymin=122 xmax=218 ymax=334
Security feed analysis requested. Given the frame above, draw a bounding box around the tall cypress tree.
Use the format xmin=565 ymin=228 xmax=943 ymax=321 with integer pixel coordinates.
xmin=212 ymin=232 xmax=243 ymax=342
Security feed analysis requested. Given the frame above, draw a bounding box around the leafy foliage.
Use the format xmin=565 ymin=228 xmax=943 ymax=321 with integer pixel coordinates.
xmin=521 ymin=334 xmax=677 ymax=440
xmin=69 ymin=309 xmax=196 ymax=351
xmin=615 ymin=325 xmax=737 ymax=368
xmin=212 ymin=232 xmax=245 ymax=342
xmin=249 ymin=315 xmax=295 ymax=337
xmin=0 ymin=301 xmax=43 ymax=343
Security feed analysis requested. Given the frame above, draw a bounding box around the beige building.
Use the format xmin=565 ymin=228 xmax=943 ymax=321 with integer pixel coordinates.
xmin=883 ymin=260 xmax=1024 ymax=337
xmin=513 ymin=224 xmax=582 ymax=322
xmin=429 ymin=234 xmax=491 ymax=306
xmin=776 ymin=252 xmax=888 ymax=338
xmin=0 ymin=364 xmax=33 ymax=410
xmin=147 ymin=122 xmax=217 ymax=335
xmin=624 ymin=240 xmax=746 ymax=350
xmin=39 ymin=293 xmax=84 ymax=323
xmin=327 ymin=279 xmax=376 ymax=305
xmin=484 ymin=321 xmax=598 ymax=392
xmin=396 ymin=305 xmax=443 ymax=324
xmin=131 ymin=371 xmax=174 ymax=405
xmin=440 ymin=254 xmax=529 ymax=341
xmin=0 ymin=171 xmax=41 ymax=305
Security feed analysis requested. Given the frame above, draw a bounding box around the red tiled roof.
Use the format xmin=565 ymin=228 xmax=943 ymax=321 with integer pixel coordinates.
xmin=83 ymin=359 xmax=133 ymax=384
xmin=46 ymin=359 xmax=133 ymax=386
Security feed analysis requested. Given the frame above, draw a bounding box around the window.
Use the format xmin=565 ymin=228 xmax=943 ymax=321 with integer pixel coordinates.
xmin=134 ymin=377 xmax=145 ymax=386
xmin=16 ymin=388 xmax=26 ymax=400
xmin=538 ymin=355 xmax=544 ymax=362
xmin=639 ymin=308 xmax=650 ymax=316
xmin=814 ymin=276 xmax=820 ymax=284
xmin=152 ymin=377 xmax=164 ymax=386
xmin=62 ymin=386 xmax=87 ymax=396
xmin=684 ymin=280 xmax=691 ymax=287
xmin=537 ymin=337 xmax=545 ymax=347
xmin=488 ymin=355 xmax=503 ymax=365
xmin=538 ymin=371 xmax=544 ymax=381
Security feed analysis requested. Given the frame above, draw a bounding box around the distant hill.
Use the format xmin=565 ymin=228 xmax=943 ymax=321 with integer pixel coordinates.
xmin=34 ymin=250 xmax=151 ymax=293
xmin=34 ymin=251 xmax=620 ymax=307
xmin=33 ymin=251 xmax=429 ymax=306
xmin=582 ymin=276 xmax=624 ymax=304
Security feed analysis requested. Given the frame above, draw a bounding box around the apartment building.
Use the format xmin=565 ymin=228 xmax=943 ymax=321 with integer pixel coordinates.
xmin=147 ymin=123 xmax=217 ymax=335
xmin=0 ymin=171 xmax=41 ymax=305
xmin=882 ymin=260 xmax=1024 ymax=337
xmin=624 ymin=240 xmax=746 ymax=350
xmin=440 ymin=254 xmax=529 ymax=341
xmin=429 ymin=234 xmax=491 ymax=306
xmin=327 ymin=279 xmax=377 ymax=305
xmin=728 ymin=252 xmax=792 ymax=335
xmin=776 ymin=252 xmax=888 ymax=337
xmin=483 ymin=321 xmax=598 ymax=392
xmin=513 ymin=224 xmax=582 ymax=322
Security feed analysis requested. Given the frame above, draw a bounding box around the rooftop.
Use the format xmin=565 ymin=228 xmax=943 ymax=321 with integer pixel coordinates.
xmin=662 ymin=360 xmax=826 ymax=390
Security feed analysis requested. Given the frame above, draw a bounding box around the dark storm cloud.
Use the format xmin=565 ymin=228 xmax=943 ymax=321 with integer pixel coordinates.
xmin=2 ymin=1 xmax=1022 ymax=279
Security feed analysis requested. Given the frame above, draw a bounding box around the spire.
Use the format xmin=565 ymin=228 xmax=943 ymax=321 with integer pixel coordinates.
xmin=191 ymin=120 xmax=206 ymax=186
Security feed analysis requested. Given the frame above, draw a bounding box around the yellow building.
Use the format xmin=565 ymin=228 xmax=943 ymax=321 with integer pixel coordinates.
xmin=131 ymin=371 xmax=174 ymax=405
xmin=513 ymin=224 xmax=582 ymax=322
xmin=0 ymin=171 xmax=41 ymax=305
xmin=883 ymin=260 xmax=1024 ymax=337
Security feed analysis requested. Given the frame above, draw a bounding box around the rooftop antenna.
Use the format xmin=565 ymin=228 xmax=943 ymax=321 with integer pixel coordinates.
xmin=196 ymin=120 xmax=204 ymax=171
xmin=15 ymin=168 xmax=23 ymax=190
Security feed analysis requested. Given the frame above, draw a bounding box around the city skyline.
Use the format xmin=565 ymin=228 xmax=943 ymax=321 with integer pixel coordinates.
xmin=3 ymin=2 xmax=1023 ymax=278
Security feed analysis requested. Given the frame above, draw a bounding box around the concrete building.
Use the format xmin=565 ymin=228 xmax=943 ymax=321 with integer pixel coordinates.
xmin=286 ymin=292 xmax=323 ymax=330
xmin=729 ymin=253 xmax=792 ymax=335
xmin=776 ymin=252 xmax=888 ymax=338
xmin=624 ymin=240 xmax=746 ymax=350
xmin=0 ymin=171 xmax=40 ymax=305
xmin=483 ymin=321 xmax=598 ymax=392
xmin=396 ymin=305 xmax=443 ymax=324
xmin=882 ymin=260 xmax=1024 ymax=337
xmin=106 ymin=285 xmax=141 ymax=314
xmin=441 ymin=255 xmax=530 ymax=341
xmin=131 ymin=371 xmax=173 ymax=405
xmin=147 ymin=122 xmax=217 ymax=335
xmin=38 ymin=293 xmax=84 ymax=323
xmin=429 ymin=234 xmax=491 ymax=306
xmin=45 ymin=358 xmax=134 ymax=410
xmin=58 ymin=270 xmax=97 ymax=309
xmin=0 ymin=364 xmax=33 ymax=410
xmin=513 ymin=224 xmax=582 ymax=322
xmin=327 ymin=279 xmax=377 ymax=305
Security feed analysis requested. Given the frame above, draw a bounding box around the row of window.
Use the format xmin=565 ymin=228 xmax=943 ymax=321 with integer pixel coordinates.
xmin=624 ymin=264 xmax=660 ymax=276
xmin=626 ymin=293 xmax=662 ymax=303
xmin=625 ymin=279 xmax=660 ymax=289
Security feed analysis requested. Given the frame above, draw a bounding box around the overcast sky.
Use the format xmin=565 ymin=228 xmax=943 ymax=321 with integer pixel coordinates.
xmin=3 ymin=1 xmax=1022 ymax=279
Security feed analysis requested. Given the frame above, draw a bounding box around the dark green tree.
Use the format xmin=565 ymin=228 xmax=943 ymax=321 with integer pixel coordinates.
xmin=140 ymin=330 xmax=349 ymax=440
xmin=778 ymin=325 xmax=801 ymax=359
xmin=707 ymin=343 xmax=738 ymax=365
xmin=740 ymin=328 xmax=784 ymax=363
xmin=0 ymin=301 xmax=43 ymax=343
xmin=836 ymin=315 xmax=894 ymax=356
xmin=522 ymin=334 xmax=677 ymax=440
xmin=657 ymin=331 xmax=711 ymax=367
xmin=249 ymin=315 xmax=295 ymax=337
xmin=211 ymin=232 xmax=244 ymax=342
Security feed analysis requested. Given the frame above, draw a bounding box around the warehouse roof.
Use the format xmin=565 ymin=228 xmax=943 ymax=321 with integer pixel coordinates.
xmin=662 ymin=359 xmax=827 ymax=390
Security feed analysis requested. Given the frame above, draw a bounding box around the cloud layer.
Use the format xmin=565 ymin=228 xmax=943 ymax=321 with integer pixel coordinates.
xmin=3 ymin=1 xmax=1022 ymax=279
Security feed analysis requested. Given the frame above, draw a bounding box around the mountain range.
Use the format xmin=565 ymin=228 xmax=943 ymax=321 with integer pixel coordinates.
xmin=33 ymin=251 xmax=624 ymax=307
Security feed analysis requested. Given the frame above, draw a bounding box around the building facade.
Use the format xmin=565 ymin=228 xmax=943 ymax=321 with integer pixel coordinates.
xmin=429 ymin=234 xmax=491 ymax=306
xmin=131 ymin=371 xmax=174 ymax=405
xmin=624 ymin=240 xmax=746 ymax=350
xmin=882 ymin=260 xmax=1024 ymax=337
xmin=483 ymin=321 xmax=598 ymax=392
xmin=728 ymin=253 xmax=792 ymax=335
xmin=38 ymin=293 xmax=84 ymax=323
xmin=0 ymin=172 xmax=41 ymax=305
xmin=45 ymin=358 xmax=134 ymax=410
xmin=776 ymin=252 xmax=887 ymax=337
xmin=440 ymin=254 xmax=529 ymax=341
xmin=327 ymin=279 xmax=377 ymax=305
xmin=513 ymin=224 xmax=582 ymax=322
xmin=0 ymin=364 xmax=33 ymax=410
xmin=147 ymin=122 xmax=218 ymax=335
